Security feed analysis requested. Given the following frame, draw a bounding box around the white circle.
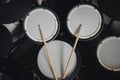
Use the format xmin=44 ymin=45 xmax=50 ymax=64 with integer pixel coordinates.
xmin=24 ymin=8 xmax=59 ymax=42
xmin=67 ymin=4 xmax=102 ymax=39
xmin=97 ymin=37 xmax=120 ymax=71
xmin=37 ymin=40 xmax=77 ymax=79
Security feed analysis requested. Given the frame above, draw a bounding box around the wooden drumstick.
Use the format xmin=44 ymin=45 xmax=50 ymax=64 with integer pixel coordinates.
xmin=63 ymin=24 xmax=82 ymax=79
xmin=38 ymin=25 xmax=58 ymax=80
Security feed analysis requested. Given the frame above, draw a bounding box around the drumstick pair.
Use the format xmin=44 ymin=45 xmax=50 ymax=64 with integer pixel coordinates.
xmin=38 ymin=24 xmax=81 ymax=80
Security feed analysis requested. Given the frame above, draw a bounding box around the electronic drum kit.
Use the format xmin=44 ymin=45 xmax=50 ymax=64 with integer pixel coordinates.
xmin=0 ymin=0 xmax=120 ymax=80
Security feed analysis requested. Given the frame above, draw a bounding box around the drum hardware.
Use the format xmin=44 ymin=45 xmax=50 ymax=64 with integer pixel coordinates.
xmin=6 ymin=38 xmax=35 ymax=63
xmin=35 ymin=0 xmax=43 ymax=6
xmin=38 ymin=25 xmax=58 ymax=80
xmin=0 ymin=25 xmax=12 ymax=59
xmin=91 ymin=0 xmax=99 ymax=7
xmin=33 ymin=72 xmax=41 ymax=80
xmin=3 ymin=21 xmax=25 ymax=43
xmin=3 ymin=20 xmax=36 ymax=63
xmin=110 ymin=21 xmax=120 ymax=36
xmin=32 ymin=0 xmax=43 ymax=9
xmin=108 ymin=19 xmax=114 ymax=28
xmin=3 ymin=21 xmax=20 ymax=34
xmin=63 ymin=25 xmax=81 ymax=79
xmin=5 ymin=35 xmax=27 ymax=59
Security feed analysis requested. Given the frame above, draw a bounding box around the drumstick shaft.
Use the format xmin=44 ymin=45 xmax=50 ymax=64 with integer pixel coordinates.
xmin=38 ymin=25 xmax=58 ymax=80
xmin=63 ymin=25 xmax=82 ymax=79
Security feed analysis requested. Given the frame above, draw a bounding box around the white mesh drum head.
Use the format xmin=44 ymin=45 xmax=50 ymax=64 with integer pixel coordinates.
xmin=24 ymin=8 xmax=59 ymax=42
xmin=97 ymin=37 xmax=120 ymax=71
xmin=67 ymin=4 xmax=102 ymax=39
xmin=37 ymin=40 xmax=77 ymax=79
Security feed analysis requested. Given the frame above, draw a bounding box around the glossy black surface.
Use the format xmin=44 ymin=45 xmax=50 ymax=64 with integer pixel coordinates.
xmin=98 ymin=0 xmax=120 ymax=21
xmin=0 ymin=25 xmax=12 ymax=59
xmin=0 ymin=0 xmax=33 ymax=24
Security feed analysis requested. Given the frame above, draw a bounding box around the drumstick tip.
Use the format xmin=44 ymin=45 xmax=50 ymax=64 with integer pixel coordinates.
xmin=78 ymin=24 xmax=82 ymax=30
xmin=38 ymin=24 xmax=41 ymax=29
xmin=38 ymin=24 xmax=40 ymax=27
